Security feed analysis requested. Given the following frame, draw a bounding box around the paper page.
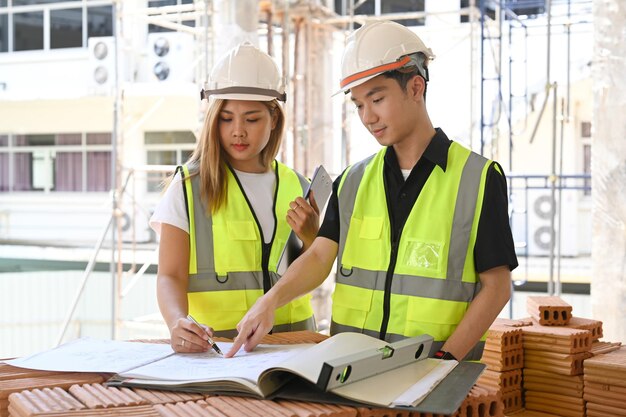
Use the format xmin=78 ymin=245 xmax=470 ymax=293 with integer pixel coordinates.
xmin=118 ymin=376 xmax=261 ymax=393
xmin=120 ymin=342 xmax=310 ymax=383
xmin=266 ymin=332 xmax=389 ymax=383
xmin=391 ymin=360 xmax=458 ymax=407
xmin=330 ymin=358 xmax=453 ymax=407
xmin=5 ymin=338 xmax=174 ymax=373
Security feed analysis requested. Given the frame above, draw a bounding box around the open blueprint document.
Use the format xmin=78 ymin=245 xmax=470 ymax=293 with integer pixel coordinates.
xmin=5 ymin=338 xmax=175 ymax=373
xmin=4 ymin=333 xmax=456 ymax=408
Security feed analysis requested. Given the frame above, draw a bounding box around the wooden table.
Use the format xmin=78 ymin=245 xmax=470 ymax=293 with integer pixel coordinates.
xmin=1 ymin=331 xmax=502 ymax=417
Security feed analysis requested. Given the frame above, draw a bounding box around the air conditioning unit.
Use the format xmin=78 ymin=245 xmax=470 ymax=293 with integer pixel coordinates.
xmin=528 ymin=193 xmax=553 ymax=256
xmin=120 ymin=205 xmax=155 ymax=244
xmin=145 ymin=32 xmax=194 ymax=83
xmin=512 ymin=190 xmax=579 ymax=257
xmin=87 ymin=37 xmax=115 ymax=95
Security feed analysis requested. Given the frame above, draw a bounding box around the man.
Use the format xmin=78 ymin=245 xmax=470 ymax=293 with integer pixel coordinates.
xmin=226 ymin=20 xmax=517 ymax=361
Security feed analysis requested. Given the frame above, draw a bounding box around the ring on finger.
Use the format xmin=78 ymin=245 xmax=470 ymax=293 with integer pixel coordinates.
xmin=181 ymin=339 xmax=186 ymax=347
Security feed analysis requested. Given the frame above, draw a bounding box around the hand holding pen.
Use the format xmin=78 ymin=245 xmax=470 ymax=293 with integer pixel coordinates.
xmin=186 ymin=314 xmax=223 ymax=356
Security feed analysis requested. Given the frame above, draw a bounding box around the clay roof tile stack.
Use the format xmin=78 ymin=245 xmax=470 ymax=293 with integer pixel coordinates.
xmin=8 ymin=383 xmax=361 ymax=417
xmin=0 ymin=364 xmax=105 ymax=417
xmin=131 ymin=388 xmax=205 ymax=405
xmin=583 ymin=345 xmax=626 ymax=416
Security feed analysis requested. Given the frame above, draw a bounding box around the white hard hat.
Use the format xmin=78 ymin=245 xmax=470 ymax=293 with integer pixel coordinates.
xmin=336 ymin=21 xmax=435 ymax=95
xmin=202 ymin=42 xmax=286 ymax=102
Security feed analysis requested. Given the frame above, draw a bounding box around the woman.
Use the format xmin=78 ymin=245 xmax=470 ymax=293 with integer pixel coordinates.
xmin=150 ymin=43 xmax=319 ymax=353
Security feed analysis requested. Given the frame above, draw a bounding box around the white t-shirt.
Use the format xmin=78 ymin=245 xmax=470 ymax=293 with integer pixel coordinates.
xmin=149 ymin=169 xmax=277 ymax=243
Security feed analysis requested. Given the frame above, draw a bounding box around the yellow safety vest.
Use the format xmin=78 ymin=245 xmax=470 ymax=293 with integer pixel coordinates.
xmin=331 ymin=143 xmax=491 ymax=360
xmin=180 ymin=161 xmax=315 ymax=337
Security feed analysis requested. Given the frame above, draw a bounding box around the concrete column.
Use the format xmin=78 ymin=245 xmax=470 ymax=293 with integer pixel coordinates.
xmin=591 ymin=0 xmax=626 ymax=342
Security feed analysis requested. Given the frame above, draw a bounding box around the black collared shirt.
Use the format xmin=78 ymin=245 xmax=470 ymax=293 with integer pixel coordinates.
xmin=318 ymin=128 xmax=518 ymax=273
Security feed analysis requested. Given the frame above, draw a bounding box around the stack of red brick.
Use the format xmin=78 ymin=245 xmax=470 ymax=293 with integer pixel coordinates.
xmin=481 ymin=296 xmax=623 ymax=417
xmin=478 ymin=318 xmax=525 ymax=413
xmin=522 ymin=296 xmax=586 ymax=416
xmin=523 ymin=296 xmax=625 ymax=416
xmin=451 ymin=384 xmax=504 ymax=417
xmin=583 ymin=345 xmax=626 ymax=416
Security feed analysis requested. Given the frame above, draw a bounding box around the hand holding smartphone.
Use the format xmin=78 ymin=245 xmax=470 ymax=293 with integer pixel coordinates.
xmin=277 ymin=165 xmax=333 ymax=275
xmin=304 ymin=165 xmax=333 ymax=212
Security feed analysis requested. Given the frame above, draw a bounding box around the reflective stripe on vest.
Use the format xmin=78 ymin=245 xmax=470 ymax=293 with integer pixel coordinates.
xmin=181 ymin=161 xmax=315 ymax=336
xmin=332 ymin=143 xmax=490 ymax=360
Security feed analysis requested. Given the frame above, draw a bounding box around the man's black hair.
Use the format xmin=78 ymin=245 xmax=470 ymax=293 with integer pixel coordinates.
xmin=382 ymin=52 xmax=429 ymax=99
xmin=383 ymin=70 xmax=427 ymax=99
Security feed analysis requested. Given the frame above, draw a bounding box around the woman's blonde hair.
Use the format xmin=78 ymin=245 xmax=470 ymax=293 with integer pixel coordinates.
xmin=186 ymin=98 xmax=285 ymax=213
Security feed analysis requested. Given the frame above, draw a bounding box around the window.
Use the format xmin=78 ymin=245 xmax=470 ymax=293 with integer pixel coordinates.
xmin=148 ymin=0 xmax=195 ymax=33
xmin=55 ymin=133 xmax=82 ymax=191
xmin=14 ymin=1 xmax=63 ymax=4
xmin=581 ymin=121 xmax=592 ymax=138
xmin=14 ymin=135 xmax=55 ymax=191
xmin=335 ymin=0 xmax=373 ymax=15
xmin=334 ymin=0 xmax=424 ymax=26
xmin=0 ymin=14 xmax=8 ymax=53
xmin=51 ymin=8 xmax=83 ymax=49
xmin=382 ymin=0 xmax=425 ymax=26
xmin=460 ymin=0 xmax=469 ymax=23
xmin=583 ymin=143 xmax=591 ymax=196
xmin=87 ymin=5 xmax=113 ymax=38
xmin=86 ymin=133 xmax=111 ymax=192
xmin=1 ymin=1 xmax=114 ymax=53
xmin=0 ymin=135 xmax=8 ymax=191
xmin=145 ymin=131 xmax=196 ymax=145
xmin=148 ymin=0 xmax=175 ymax=33
xmin=145 ymin=131 xmax=196 ymax=192
xmin=14 ymin=11 xmax=44 ymax=51
xmin=0 ymin=132 xmax=112 ymax=192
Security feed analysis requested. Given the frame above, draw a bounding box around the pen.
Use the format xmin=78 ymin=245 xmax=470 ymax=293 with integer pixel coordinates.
xmin=187 ymin=314 xmax=223 ymax=356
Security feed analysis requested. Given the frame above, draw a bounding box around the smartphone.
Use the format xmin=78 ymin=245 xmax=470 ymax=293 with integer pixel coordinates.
xmin=277 ymin=165 xmax=333 ymax=275
xmin=304 ymin=165 xmax=333 ymax=212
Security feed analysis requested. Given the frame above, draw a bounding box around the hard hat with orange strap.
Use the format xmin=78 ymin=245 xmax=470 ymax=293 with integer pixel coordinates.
xmin=335 ymin=20 xmax=435 ymax=95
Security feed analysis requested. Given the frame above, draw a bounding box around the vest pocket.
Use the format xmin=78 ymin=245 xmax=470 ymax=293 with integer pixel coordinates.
xmin=331 ymin=283 xmax=373 ymax=329
xmin=402 ymin=239 xmax=443 ymax=273
xmin=219 ymin=220 xmax=259 ymax=269
xmin=405 ymin=296 xmax=468 ymax=341
xmin=343 ymin=217 xmax=387 ymax=270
